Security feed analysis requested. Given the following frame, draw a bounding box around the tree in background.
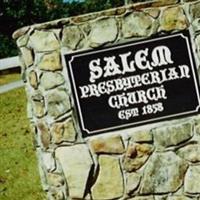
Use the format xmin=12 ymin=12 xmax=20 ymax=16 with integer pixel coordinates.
xmin=63 ymin=0 xmax=124 ymax=18
xmin=0 ymin=0 xmax=124 ymax=58
xmin=0 ymin=0 xmax=66 ymax=58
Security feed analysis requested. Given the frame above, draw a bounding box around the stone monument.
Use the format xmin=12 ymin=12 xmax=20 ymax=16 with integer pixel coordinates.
xmin=13 ymin=0 xmax=200 ymax=199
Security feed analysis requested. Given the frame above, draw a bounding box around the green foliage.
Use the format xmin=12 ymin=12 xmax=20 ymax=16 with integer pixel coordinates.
xmin=0 ymin=0 xmax=66 ymax=58
xmin=0 ymin=34 xmax=18 ymax=58
xmin=83 ymin=0 xmax=124 ymax=13
xmin=0 ymin=0 xmax=124 ymax=58
xmin=66 ymin=0 xmax=124 ymax=16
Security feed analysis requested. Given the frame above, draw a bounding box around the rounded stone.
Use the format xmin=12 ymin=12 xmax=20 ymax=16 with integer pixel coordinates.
xmin=46 ymin=89 xmax=71 ymax=119
xmin=91 ymin=155 xmax=124 ymax=199
xmin=126 ymin=172 xmax=141 ymax=194
xmin=140 ymin=151 xmax=188 ymax=194
xmin=30 ymin=30 xmax=60 ymax=52
xmin=190 ymin=1 xmax=200 ymax=20
xmin=184 ymin=165 xmax=200 ymax=194
xmin=62 ymin=26 xmax=84 ymax=50
xmin=121 ymin=12 xmax=156 ymax=38
xmin=89 ymin=17 xmax=118 ymax=47
xmin=55 ymin=145 xmax=93 ymax=199
xmin=29 ymin=70 xmax=38 ymax=89
xmin=47 ymin=173 xmax=65 ymax=187
xmin=160 ymin=7 xmax=188 ymax=31
xmin=31 ymin=93 xmax=46 ymax=118
xmin=20 ymin=47 xmax=33 ymax=67
xmin=51 ymin=118 xmax=76 ymax=143
xmin=40 ymin=72 xmax=65 ymax=90
xmin=89 ymin=135 xmax=125 ymax=154
xmin=123 ymin=143 xmax=154 ymax=172
xmin=37 ymin=121 xmax=50 ymax=149
xmin=153 ymin=123 xmax=193 ymax=149
xmin=38 ymin=51 xmax=62 ymax=71
xmin=177 ymin=144 xmax=200 ymax=163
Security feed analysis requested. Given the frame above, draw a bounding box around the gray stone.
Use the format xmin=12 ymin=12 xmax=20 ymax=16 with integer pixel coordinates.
xmin=37 ymin=151 xmax=49 ymax=191
xmin=196 ymin=35 xmax=200 ymax=55
xmin=19 ymin=54 xmax=26 ymax=70
xmin=145 ymin=8 xmax=160 ymax=19
xmin=154 ymin=195 xmax=168 ymax=200
xmin=89 ymin=17 xmax=118 ymax=47
xmin=130 ymin=130 xmax=153 ymax=143
xmin=129 ymin=196 xmax=154 ymax=200
xmin=30 ymin=30 xmax=60 ymax=52
xmin=29 ymin=70 xmax=38 ymax=89
xmin=62 ymin=26 xmax=84 ymax=50
xmin=77 ymin=37 xmax=90 ymax=49
xmin=168 ymin=196 xmax=195 ymax=200
xmin=40 ymin=72 xmax=65 ymax=90
xmin=51 ymin=118 xmax=76 ymax=143
xmin=140 ymin=151 xmax=188 ymax=194
xmin=115 ymin=7 xmax=126 ymax=15
xmin=47 ymin=173 xmax=65 ymax=187
xmin=48 ymin=189 xmax=65 ymax=200
xmin=153 ymin=123 xmax=193 ymax=149
xmin=32 ymin=100 xmax=45 ymax=118
xmin=17 ymin=34 xmax=29 ymax=47
xmin=184 ymin=165 xmax=200 ymax=194
xmin=123 ymin=143 xmax=154 ymax=172
xmin=37 ymin=121 xmax=50 ymax=149
xmin=71 ymin=13 xmax=96 ymax=23
xmin=177 ymin=144 xmax=200 ymax=163
xmin=84 ymin=193 xmax=92 ymax=200
xmin=160 ymin=7 xmax=188 ymax=31
xmin=153 ymin=0 xmax=179 ymax=5
xmin=190 ymin=1 xmax=200 ymax=20
xmin=41 ymin=152 xmax=56 ymax=172
xmin=192 ymin=19 xmax=200 ymax=32
xmin=32 ymin=93 xmax=45 ymax=118
xmin=121 ymin=12 xmax=156 ymax=38
xmin=52 ymin=29 xmax=61 ymax=40
xmin=27 ymin=100 xmax=33 ymax=120
xmin=47 ymin=89 xmax=71 ymax=119
xmin=55 ymin=144 xmax=93 ymax=199
xmin=173 ymin=184 xmax=184 ymax=195
xmin=89 ymin=135 xmax=125 ymax=154
xmin=13 ymin=26 xmax=29 ymax=40
xmin=126 ymin=172 xmax=141 ymax=194
xmin=195 ymin=119 xmax=200 ymax=135
xmin=80 ymin=23 xmax=91 ymax=35
xmin=20 ymin=47 xmax=33 ymax=67
xmin=38 ymin=51 xmax=62 ymax=71
xmin=91 ymin=155 xmax=124 ymax=199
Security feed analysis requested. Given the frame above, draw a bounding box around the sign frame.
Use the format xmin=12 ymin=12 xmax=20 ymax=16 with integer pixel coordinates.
xmin=62 ymin=30 xmax=200 ymax=137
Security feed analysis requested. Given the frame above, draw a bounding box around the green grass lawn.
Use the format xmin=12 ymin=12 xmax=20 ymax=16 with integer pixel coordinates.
xmin=0 ymin=73 xmax=21 ymax=85
xmin=0 ymin=74 xmax=46 ymax=200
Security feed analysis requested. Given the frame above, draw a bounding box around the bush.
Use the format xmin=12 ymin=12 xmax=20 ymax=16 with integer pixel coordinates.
xmin=0 ymin=0 xmax=124 ymax=58
xmin=0 ymin=34 xmax=18 ymax=58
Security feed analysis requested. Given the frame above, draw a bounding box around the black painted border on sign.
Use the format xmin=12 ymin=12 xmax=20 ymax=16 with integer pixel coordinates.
xmin=62 ymin=30 xmax=200 ymax=137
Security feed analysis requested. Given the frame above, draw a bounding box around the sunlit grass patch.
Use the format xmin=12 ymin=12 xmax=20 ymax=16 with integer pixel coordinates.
xmin=0 ymin=72 xmax=21 ymax=86
xmin=0 ymin=87 xmax=46 ymax=200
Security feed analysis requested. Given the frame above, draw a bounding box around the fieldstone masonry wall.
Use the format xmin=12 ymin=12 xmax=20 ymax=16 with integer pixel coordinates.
xmin=13 ymin=0 xmax=200 ymax=199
